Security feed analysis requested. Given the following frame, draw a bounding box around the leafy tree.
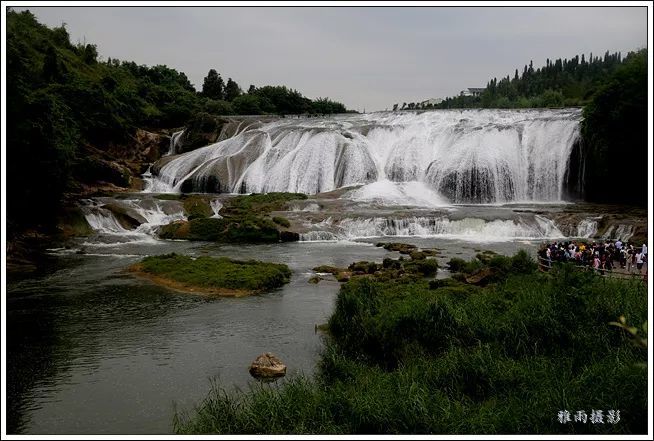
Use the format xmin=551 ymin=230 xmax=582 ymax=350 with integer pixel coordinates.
xmin=232 ymin=94 xmax=263 ymax=115
xmin=201 ymin=69 xmax=224 ymax=100
xmin=247 ymin=84 xmax=256 ymax=94
xmin=224 ymin=77 xmax=242 ymax=101
xmin=311 ymin=97 xmax=346 ymax=115
xmin=81 ymin=43 xmax=98 ymax=64
xmin=204 ymin=99 xmax=234 ymax=115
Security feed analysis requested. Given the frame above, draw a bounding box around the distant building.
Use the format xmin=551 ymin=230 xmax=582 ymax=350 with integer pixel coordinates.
xmin=460 ymin=87 xmax=486 ymax=97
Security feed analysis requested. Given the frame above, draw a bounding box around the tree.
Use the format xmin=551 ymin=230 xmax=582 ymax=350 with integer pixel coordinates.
xmin=581 ymin=49 xmax=647 ymax=205
xmin=224 ymin=77 xmax=242 ymax=101
xmin=82 ymin=43 xmax=98 ymax=64
xmin=247 ymin=84 xmax=256 ymax=94
xmin=42 ymin=45 xmax=62 ymax=82
xmin=204 ymin=99 xmax=234 ymax=115
xmin=202 ymin=69 xmax=224 ymax=100
xmin=232 ymin=94 xmax=263 ymax=115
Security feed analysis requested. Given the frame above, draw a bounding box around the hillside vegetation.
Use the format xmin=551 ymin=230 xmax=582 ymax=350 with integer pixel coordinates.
xmin=6 ymin=9 xmax=347 ymax=235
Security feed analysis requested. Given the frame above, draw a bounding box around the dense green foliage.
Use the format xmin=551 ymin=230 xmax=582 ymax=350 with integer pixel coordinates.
xmin=6 ymin=10 xmax=347 ymax=234
xmin=580 ymin=50 xmax=648 ymax=206
xmin=7 ymin=10 xmax=198 ymax=231
xmin=422 ymin=50 xmax=639 ymax=110
xmin=138 ymin=253 xmax=291 ymax=292
xmin=176 ymin=253 xmax=646 ymax=434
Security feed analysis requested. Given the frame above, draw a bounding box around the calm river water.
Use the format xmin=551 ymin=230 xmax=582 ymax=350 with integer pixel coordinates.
xmin=7 ymin=234 xmax=537 ymax=434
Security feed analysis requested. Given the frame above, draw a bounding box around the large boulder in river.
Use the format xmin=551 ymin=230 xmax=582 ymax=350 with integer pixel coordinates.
xmin=249 ymin=352 xmax=287 ymax=379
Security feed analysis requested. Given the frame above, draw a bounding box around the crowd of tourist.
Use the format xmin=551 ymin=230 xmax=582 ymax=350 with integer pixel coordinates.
xmin=538 ymin=239 xmax=648 ymax=275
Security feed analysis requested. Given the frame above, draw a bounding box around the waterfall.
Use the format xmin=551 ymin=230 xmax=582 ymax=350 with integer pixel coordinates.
xmin=576 ymin=217 xmax=599 ymax=238
xmin=613 ymin=224 xmax=634 ymax=241
xmin=81 ymin=198 xmax=186 ymax=242
xmin=210 ymin=199 xmax=223 ymax=218
xmin=145 ymin=109 xmax=582 ymax=203
xmin=300 ymin=214 xmax=565 ymax=242
xmin=167 ymin=130 xmax=184 ymax=156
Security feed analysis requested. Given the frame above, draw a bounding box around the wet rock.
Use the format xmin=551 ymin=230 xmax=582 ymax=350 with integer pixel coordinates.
xmin=102 ymin=203 xmax=147 ymax=230
xmin=280 ymin=231 xmax=300 ymax=242
xmin=376 ymin=242 xmax=418 ymax=254
xmin=465 ymin=267 xmax=496 ymax=286
xmin=308 ymin=275 xmax=322 ymax=284
xmin=249 ymin=352 xmax=287 ymax=379
xmin=312 ymin=265 xmax=345 ymax=275
xmin=410 ymin=251 xmax=426 ymax=260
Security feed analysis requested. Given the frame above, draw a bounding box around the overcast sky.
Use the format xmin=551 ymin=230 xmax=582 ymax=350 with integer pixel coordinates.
xmin=19 ymin=6 xmax=648 ymax=111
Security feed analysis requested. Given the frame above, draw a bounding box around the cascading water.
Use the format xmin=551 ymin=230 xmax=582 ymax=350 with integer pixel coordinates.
xmin=300 ymin=214 xmax=564 ymax=242
xmin=577 ymin=217 xmax=600 ymax=238
xmin=210 ymin=199 xmax=223 ymax=218
xmin=80 ymin=198 xmax=186 ymax=244
xmin=145 ymin=109 xmax=582 ymax=204
xmin=167 ymin=130 xmax=184 ymax=156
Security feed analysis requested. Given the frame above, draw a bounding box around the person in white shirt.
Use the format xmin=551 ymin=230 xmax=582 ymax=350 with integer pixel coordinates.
xmin=636 ymin=252 xmax=644 ymax=272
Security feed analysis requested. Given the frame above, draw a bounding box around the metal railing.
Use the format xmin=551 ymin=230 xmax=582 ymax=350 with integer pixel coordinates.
xmin=537 ymin=256 xmax=647 ymax=281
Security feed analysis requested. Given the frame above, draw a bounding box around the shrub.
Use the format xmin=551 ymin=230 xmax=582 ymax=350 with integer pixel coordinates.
xmin=272 ymin=216 xmax=290 ymax=228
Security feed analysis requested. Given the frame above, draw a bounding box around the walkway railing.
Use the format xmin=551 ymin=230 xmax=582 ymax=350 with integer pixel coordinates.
xmin=537 ymin=256 xmax=647 ymax=281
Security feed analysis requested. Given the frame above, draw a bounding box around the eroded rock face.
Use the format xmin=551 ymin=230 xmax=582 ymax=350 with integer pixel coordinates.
xmin=248 ymin=352 xmax=287 ymax=379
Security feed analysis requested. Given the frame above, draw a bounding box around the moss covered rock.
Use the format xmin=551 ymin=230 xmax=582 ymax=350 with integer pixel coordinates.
xmin=376 ymin=242 xmax=418 ymax=254
xmin=183 ymin=195 xmax=214 ymax=220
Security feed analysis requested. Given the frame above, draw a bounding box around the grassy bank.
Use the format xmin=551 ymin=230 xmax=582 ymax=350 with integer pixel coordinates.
xmin=130 ymin=253 xmax=291 ymax=296
xmin=158 ymin=192 xmax=304 ymax=243
xmin=175 ymin=252 xmax=647 ymax=434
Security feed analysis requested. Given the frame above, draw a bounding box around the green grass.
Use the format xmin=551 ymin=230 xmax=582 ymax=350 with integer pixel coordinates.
xmin=138 ymin=253 xmax=291 ymax=292
xmin=183 ymin=196 xmax=214 ymax=220
xmin=220 ymin=192 xmax=307 ymax=217
xmin=175 ymin=251 xmax=647 ymax=434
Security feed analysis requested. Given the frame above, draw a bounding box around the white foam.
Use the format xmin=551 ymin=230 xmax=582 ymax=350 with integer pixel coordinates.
xmin=301 ymin=215 xmax=565 ymax=243
xmin=345 ymin=180 xmax=451 ymax=208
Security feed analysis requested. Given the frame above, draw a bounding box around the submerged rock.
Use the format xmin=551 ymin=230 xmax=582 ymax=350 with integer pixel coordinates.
xmin=249 ymin=353 xmax=287 ymax=379
xmin=308 ymin=275 xmax=323 ymax=284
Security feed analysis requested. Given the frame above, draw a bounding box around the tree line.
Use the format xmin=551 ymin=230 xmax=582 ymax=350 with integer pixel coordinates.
xmin=393 ymin=49 xmax=642 ymax=110
xmin=199 ymin=69 xmax=347 ymax=115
